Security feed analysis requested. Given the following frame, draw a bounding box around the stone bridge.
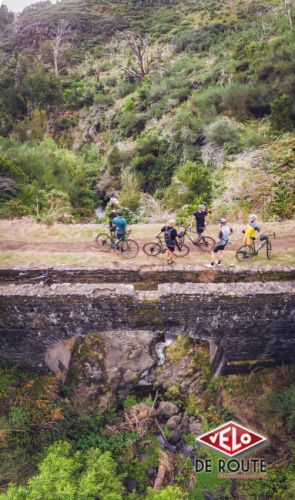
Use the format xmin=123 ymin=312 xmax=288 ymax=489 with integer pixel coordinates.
xmin=0 ymin=266 xmax=294 ymax=377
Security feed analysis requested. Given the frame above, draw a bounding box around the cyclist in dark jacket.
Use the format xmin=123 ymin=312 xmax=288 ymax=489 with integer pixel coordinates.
xmin=190 ymin=204 xmax=210 ymax=234
xmin=156 ymin=219 xmax=178 ymax=265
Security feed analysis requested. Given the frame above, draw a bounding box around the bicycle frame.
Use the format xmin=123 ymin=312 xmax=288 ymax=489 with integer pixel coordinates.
xmin=155 ymin=236 xmax=167 ymax=253
xmin=252 ymin=233 xmax=275 ymax=255
xmin=112 ymin=230 xmax=131 ymax=249
xmin=18 ymin=267 xmax=54 ymax=285
xmin=154 ymin=236 xmax=184 ymax=253
xmin=180 ymin=228 xmax=204 ymax=245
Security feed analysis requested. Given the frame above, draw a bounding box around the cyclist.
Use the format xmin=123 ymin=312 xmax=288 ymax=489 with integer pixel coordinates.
xmin=112 ymin=209 xmax=128 ymax=248
xmin=106 ymin=194 xmax=119 ymax=233
xmin=156 ymin=220 xmax=179 ymax=265
xmin=207 ymin=218 xmax=233 ymax=268
xmin=243 ymin=214 xmax=260 ymax=247
xmin=190 ymin=204 xmax=210 ymax=235
xmin=108 ymin=209 xmax=118 ymax=236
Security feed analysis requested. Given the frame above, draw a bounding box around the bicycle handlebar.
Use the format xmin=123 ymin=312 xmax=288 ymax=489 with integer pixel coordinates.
xmin=263 ymin=232 xmax=276 ymax=239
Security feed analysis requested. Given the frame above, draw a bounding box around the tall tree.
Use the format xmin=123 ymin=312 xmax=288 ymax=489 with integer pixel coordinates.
xmin=117 ymin=31 xmax=165 ymax=81
xmin=0 ymin=4 xmax=13 ymax=30
xmin=283 ymin=0 xmax=294 ymax=27
xmin=49 ymin=20 xmax=72 ymax=76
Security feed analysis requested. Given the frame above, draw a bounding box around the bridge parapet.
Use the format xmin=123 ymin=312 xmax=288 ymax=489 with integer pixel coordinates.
xmin=0 ymin=281 xmax=294 ymax=376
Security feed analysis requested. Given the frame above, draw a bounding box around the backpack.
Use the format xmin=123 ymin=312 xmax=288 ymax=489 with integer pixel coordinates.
xmin=164 ymin=226 xmax=174 ymax=245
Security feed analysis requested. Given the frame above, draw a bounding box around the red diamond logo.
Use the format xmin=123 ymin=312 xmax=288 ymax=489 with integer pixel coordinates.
xmin=197 ymin=421 xmax=267 ymax=457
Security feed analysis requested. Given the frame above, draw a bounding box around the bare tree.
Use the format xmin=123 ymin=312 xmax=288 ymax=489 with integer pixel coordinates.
xmin=118 ymin=31 xmax=165 ymax=81
xmin=283 ymin=0 xmax=294 ymax=27
xmin=49 ymin=20 xmax=72 ymax=77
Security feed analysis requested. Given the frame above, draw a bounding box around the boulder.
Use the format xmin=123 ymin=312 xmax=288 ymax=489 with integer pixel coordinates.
xmin=189 ymin=420 xmax=203 ymax=435
xmin=168 ymin=430 xmax=181 ymax=446
xmin=157 ymin=401 xmax=179 ymax=419
xmin=67 ymin=330 xmax=156 ymax=410
xmin=103 ymin=330 xmax=156 ymax=385
xmin=166 ymin=414 xmax=182 ymax=430
xmin=179 ymin=416 xmax=190 ymax=434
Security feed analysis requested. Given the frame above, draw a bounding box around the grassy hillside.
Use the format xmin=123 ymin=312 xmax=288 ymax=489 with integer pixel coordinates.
xmin=0 ymin=0 xmax=294 ymax=223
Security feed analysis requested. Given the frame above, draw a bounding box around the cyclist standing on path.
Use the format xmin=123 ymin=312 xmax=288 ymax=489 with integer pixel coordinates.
xmin=156 ymin=220 xmax=179 ymax=265
xmin=190 ymin=204 xmax=210 ymax=234
xmin=243 ymin=214 xmax=261 ymax=247
xmin=207 ymin=218 xmax=233 ymax=268
xmin=112 ymin=209 xmax=128 ymax=248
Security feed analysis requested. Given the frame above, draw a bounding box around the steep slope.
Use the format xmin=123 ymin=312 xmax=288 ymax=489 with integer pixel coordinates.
xmin=0 ymin=0 xmax=294 ymax=222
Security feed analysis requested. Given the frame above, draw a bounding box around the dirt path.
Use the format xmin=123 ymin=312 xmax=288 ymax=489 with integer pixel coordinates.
xmin=0 ymin=236 xmax=294 ymax=253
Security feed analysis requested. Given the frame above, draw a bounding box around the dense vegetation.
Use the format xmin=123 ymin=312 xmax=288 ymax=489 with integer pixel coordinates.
xmin=2 ymin=340 xmax=295 ymax=499
xmin=0 ymin=0 xmax=294 ymax=223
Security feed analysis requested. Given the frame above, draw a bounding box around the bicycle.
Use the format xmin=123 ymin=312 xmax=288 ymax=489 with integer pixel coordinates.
xmin=178 ymin=226 xmax=216 ymax=252
xmin=236 ymin=233 xmax=276 ymax=262
xmin=143 ymin=235 xmax=189 ymax=257
xmin=96 ymin=229 xmax=139 ymax=259
xmin=96 ymin=226 xmax=115 ymax=247
xmin=18 ymin=267 xmax=54 ymax=286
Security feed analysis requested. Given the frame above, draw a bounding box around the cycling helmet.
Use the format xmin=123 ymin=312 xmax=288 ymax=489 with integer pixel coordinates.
xmin=219 ymin=218 xmax=227 ymax=225
xmin=198 ymin=204 xmax=206 ymax=211
xmin=249 ymin=214 xmax=257 ymax=223
xmin=117 ymin=209 xmax=123 ymax=216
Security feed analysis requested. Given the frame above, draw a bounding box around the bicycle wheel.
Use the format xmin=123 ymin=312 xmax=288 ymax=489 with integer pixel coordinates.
xmin=143 ymin=242 xmax=161 ymax=257
xmin=266 ymin=240 xmax=272 ymax=260
xmin=120 ymin=239 xmax=139 ymax=259
xmin=96 ymin=233 xmax=112 ymax=252
xmin=175 ymin=243 xmax=190 ymax=257
xmin=198 ymin=236 xmax=216 ymax=252
xmin=236 ymin=245 xmax=254 ymax=262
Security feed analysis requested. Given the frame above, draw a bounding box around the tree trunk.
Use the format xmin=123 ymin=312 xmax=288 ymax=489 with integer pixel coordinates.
xmin=53 ymin=46 xmax=59 ymax=77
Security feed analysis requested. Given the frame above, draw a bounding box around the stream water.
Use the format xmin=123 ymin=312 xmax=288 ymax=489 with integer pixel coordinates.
xmin=95 ymin=206 xmax=105 ymax=219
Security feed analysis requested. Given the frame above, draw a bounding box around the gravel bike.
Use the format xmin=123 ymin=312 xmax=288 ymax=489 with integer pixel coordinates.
xmin=143 ymin=235 xmax=189 ymax=257
xmin=178 ymin=226 xmax=216 ymax=252
xmin=96 ymin=229 xmax=139 ymax=259
xmin=236 ymin=233 xmax=276 ymax=262
xmin=18 ymin=267 xmax=54 ymax=285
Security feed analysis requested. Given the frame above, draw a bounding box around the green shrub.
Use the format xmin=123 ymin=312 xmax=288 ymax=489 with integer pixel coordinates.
xmin=62 ymin=79 xmax=100 ymax=108
xmin=118 ymin=81 xmax=137 ymax=98
xmin=194 ymin=83 xmax=271 ymax=122
xmin=104 ymin=76 xmax=117 ymax=88
xmin=131 ymin=134 xmax=176 ymax=192
xmin=108 ymin=146 xmax=133 ymax=175
xmin=0 ymin=155 xmax=26 ymax=182
xmin=94 ymin=92 xmax=115 ymax=106
xmin=1 ymin=441 xmax=124 ymax=499
xmin=20 ymin=69 xmax=61 ymax=108
xmin=270 ymin=95 xmax=295 ymax=132
xmin=192 ymin=86 xmax=224 ymax=122
xmin=123 ymin=394 xmax=137 ymax=410
xmin=0 ymin=138 xmax=98 ymax=220
xmin=0 ymin=199 xmax=32 ymax=219
xmin=119 ymin=111 xmax=146 ymax=137
xmin=206 ymin=118 xmax=240 ymax=147
xmin=9 ymin=407 xmax=30 ymax=430
xmin=164 ymin=162 xmax=212 ymax=210
xmin=123 ymin=96 xmax=135 ymax=112
xmin=146 ymin=485 xmax=187 ymax=499
xmin=261 ymin=386 xmax=295 ymax=433
xmin=172 ymin=24 xmax=228 ymax=53
xmin=267 ymin=182 xmax=295 ymax=220
xmin=119 ymin=169 xmax=141 ymax=213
